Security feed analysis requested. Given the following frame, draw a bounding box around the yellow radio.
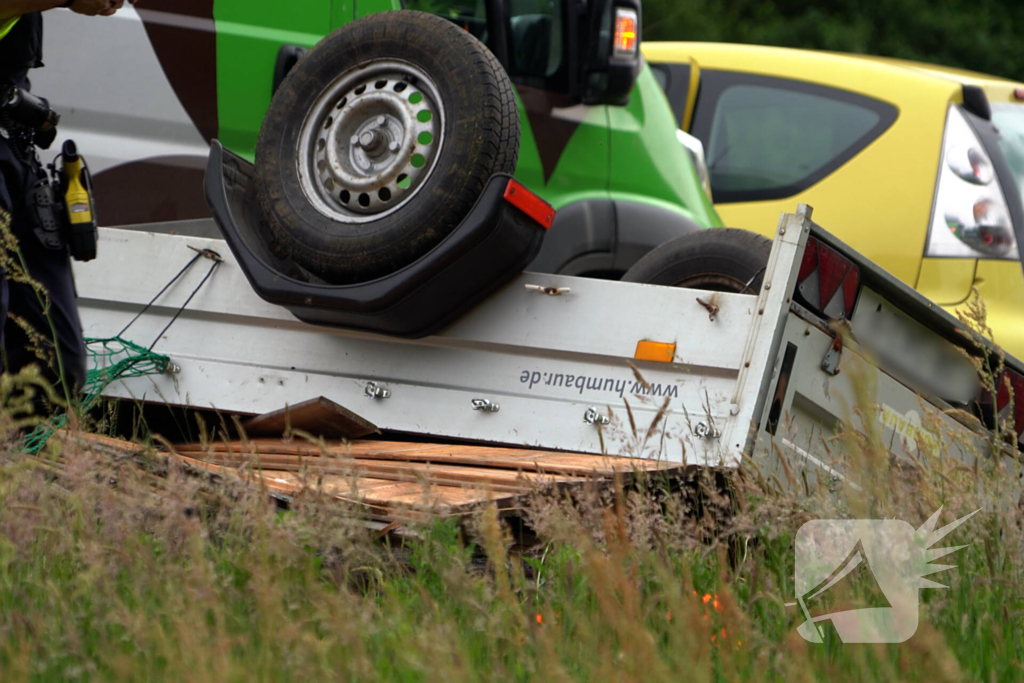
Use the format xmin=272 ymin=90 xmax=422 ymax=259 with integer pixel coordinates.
xmin=58 ymin=140 xmax=97 ymax=261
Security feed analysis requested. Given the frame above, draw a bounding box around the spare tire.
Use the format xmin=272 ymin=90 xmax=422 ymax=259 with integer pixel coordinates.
xmin=254 ymin=11 xmax=520 ymax=284
xmin=622 ymin=228 xmax=772 ymax=293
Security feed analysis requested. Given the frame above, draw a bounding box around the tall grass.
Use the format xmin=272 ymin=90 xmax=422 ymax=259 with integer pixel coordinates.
xmin=0 ymin=391 xmax=1018 ymax=683
xmin=0 ymin=199 xmax=1018 ymax=681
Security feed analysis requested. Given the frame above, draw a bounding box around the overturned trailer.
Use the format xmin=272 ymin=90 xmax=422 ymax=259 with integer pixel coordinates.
xmin=64 ymin=11 xmax=1023 ymax=514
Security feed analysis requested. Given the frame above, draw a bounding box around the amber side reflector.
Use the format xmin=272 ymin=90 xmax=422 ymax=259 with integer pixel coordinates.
xmin=504 ymin=179 xmax=556 ymax=229
xmin=634 ymin=341 xmax=676 ymax=363
xmin=613 ymin=9 xmax=639 ymax=56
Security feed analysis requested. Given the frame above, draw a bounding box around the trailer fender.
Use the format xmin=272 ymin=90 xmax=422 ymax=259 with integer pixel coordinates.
xmin=205 ymin=142 xmax=551 ymax=338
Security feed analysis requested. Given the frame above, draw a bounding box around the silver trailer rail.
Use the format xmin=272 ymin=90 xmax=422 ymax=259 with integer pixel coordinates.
xmin=74 ymin=207 xmax=1022 ymax=486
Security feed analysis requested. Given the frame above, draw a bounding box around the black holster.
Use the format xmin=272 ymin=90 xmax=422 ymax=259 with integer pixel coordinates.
xmin=25 ymin=172 xmax=65 ymax=251
xmin=21 ymin=148 xmax=98 ymax=261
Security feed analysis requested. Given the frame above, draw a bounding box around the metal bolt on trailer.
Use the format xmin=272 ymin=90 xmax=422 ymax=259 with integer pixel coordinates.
xmin=73 ymin=206 xmax=1023 ymax=490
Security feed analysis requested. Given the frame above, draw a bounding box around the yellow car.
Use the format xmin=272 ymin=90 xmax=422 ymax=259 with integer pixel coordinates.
xmin=643 ymin=42 xmax=1024 ymax=358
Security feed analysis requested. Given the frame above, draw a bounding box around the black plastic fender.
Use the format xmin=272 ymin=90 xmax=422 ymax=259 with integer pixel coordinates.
xmin=204 ymin=141 xmax=550 ymax=338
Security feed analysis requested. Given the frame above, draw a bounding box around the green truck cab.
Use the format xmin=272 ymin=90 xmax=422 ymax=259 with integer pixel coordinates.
xmin=37 ymin=0 xmax=719 ymax=277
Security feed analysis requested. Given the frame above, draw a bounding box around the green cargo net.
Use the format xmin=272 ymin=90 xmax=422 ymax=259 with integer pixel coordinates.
xmin=23 ymin=338 xmax=170 ymax=454
xmin=23 ymin=247 xmax=222 ymax=455
xmin=81 ymin=336 xmax=171 ymax=407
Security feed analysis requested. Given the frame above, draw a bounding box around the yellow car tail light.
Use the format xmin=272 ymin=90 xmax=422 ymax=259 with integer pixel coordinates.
xmin=926 ymin=105 xmax=1018 ymax=260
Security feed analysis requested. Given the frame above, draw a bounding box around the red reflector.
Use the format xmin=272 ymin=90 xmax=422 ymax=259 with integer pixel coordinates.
xmin=842 ymin=267 xmax=859 ymax=315
xmin=817 ymin=245 xmax=852 ymax=308
xmin=996 ymin=369 xmax=1024 ymax=440
xmin=795 ymin=237 xmax=860 ymax=319
xmin=798 ymin=238 xmax=819 ymax=282
xmin=1015 ymin=88 xmax=1024 ymax=101
xmin=503 ymin=179 xmax=555 ymax=229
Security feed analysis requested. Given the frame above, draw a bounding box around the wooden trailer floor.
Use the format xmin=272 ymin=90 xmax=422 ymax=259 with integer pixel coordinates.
xmin=168 ymin=439 xmax=678 ymax=520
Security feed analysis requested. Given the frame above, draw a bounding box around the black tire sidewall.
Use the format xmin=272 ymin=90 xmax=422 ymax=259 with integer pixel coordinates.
xmin=255 ymin=12 xmax=516 ymax=284
xmin=622 ymin=228 xmax=773 ymax=293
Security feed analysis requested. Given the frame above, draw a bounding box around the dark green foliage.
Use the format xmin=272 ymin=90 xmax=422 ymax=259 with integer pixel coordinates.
xmin=645 ymin=0 xmax=1024 ymax=80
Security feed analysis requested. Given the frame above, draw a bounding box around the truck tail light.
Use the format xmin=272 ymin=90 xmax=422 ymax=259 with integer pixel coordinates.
xmin=925 ymin=105 xmax=1019 ymax=260
xmin=795 ymin=236 xmax=860 ymax=320
xmin=613 ymin=8 xmax=638 ymax=57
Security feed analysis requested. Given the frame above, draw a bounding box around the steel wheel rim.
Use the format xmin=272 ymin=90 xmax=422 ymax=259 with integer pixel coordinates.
xmin=297 ymin=59 xmax=445 ymax=224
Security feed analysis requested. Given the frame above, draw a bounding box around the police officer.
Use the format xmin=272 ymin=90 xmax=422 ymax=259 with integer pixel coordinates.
xmin=0 ymin=0 xmax=131 ymax=401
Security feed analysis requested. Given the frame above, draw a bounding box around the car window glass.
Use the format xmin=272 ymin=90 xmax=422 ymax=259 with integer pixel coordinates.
xmin=708 ymin=86 xmax=879 ymax=194
xmin=691 ymin=71 xmax=898 ymax=204
xmin=404 ymin=0 xmax=566 ymax=90
xmin=649 ymin=62 xmax=692 ymax=127
xmin=650 ymin=65 xmax=669 ymax=92
xmin=403 ymin=0 xmax=489 ymax=42
xmin=991 ymin=104 xmax=1024 ymax=200
xmin=507 ymin=0 xmax=563 ymax=81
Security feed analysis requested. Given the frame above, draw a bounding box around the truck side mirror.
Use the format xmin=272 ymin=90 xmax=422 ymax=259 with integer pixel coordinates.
xmin=581 ymin=0 xmax=641 ymax=105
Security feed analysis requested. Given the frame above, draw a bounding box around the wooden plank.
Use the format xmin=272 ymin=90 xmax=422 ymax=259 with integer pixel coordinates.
xmin=177 ymin=446 xmax=659 ymax=479
xmin=169 ymin=450 xmax=570 ymax=493
xmin=241 ymin=397 xmax=378 ymax=439
xmin=250 ymin=470 xmax=510 ymax=516
xmin=173 ymin=439 xmax=672 ymax=476
xmin=173 ymin=454 xmax=301 ymax=497
xmin=57 ymin=431 xmax=145 ymax=458
xmin=169 ymin=437 xmax=681 ymax=522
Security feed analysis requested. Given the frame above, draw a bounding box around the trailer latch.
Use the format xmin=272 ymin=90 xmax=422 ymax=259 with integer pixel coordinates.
xmin=583 ymin=407 xmax=610 ymax=426
xmin=471 ymin=398 xmax=500 ymax=413
xmin=365 ymin=381 xmax=391 ymax=399
xmin=694 ymin=421 xmax=721 ymax=439
xmin=525 ymin=284 xmax=570 ymax=296
xmin=821 ymin=335 xmax=843 ymax=376
xmin=696 ymin=296 xmax=719 ymax=322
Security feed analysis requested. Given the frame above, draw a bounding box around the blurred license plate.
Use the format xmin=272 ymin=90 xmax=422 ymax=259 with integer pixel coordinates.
xmin=850 ymin=289 xmax=978 ymax=405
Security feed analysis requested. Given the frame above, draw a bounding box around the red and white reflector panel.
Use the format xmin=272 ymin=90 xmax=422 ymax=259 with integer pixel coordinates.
xmin=795 ymin=236 xmax=860 ymax=320
xmin=504 ymin=179 xmax=556 ymax=230
xmin=996 ymin=369 xmax=1024 ymax=443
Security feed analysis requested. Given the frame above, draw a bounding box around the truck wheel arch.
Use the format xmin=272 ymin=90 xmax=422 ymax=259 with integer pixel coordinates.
xmin=528 ymin=198 xmax=705 ymax=277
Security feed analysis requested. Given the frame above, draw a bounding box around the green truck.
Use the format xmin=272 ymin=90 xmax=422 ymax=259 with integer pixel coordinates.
xmin=37 ymin=0 xmax=719 ymax=278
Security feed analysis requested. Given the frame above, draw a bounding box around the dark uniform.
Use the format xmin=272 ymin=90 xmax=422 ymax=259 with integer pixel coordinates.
xmin=0 ymin=12 xmax=87 ymax=394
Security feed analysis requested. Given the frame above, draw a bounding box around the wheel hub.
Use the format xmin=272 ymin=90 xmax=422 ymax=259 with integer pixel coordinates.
xmin=298 ymin=60 xmax=443 ymax=222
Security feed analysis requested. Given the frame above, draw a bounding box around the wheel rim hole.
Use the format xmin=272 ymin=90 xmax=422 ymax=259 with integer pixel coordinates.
xmin=317 ymin=139 xmax=326 ymax=152
xmin=340 ymin=190 xmax=351 ymax=204
xmin=417 ymin=131 xmax=433 ymax=145
xmin=354 ymin=84 xmax=366 ymax=95
xmin=316 ymin=159 xmax=326 ymax=173
xmin=335 ymin=97 xmax=347 ymax=110
xmin=397 ymin=174 xmax=410 ymax=189
xmin=324 ymin=116 xmax=334 ymax=130
xmin=374 ymin=79 xmax=387 ymax=89
xmin=394 ymin=82 xmax=407 ymax=93
xmin=324 ymin=178 xmax=335 ymax=191
xmin=409 ymin=92 xmax=423 ymax=104
xmin=410 ymin=154 xmax=426 ymax=169
xmin=358 ymin=193 xmax=370 ymax=207
xmin=378 ymin=187 xmax=392 ymax=202
xmin=416 ymin=110 xmax=432 ymax=123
